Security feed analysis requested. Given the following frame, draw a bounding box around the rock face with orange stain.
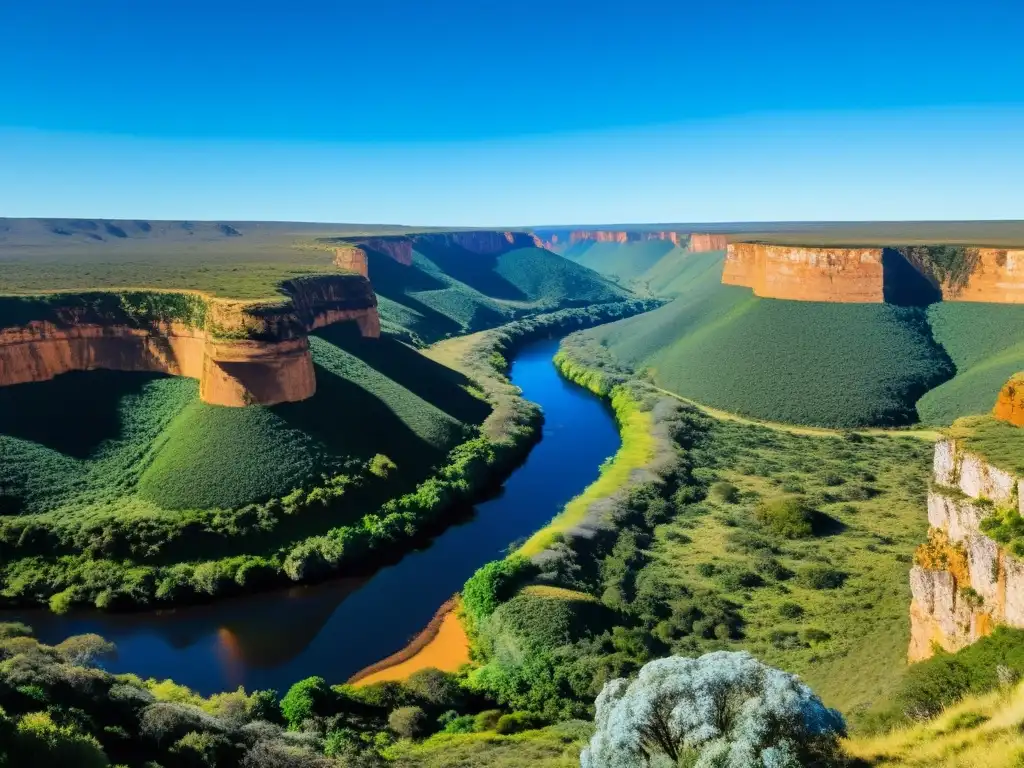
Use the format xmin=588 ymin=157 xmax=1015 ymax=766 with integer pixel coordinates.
xmin=723 ymin=243 xmax=886 ymax=302
xmin=908 ymin=437 xmax=1024 ymax=662
xmin=688 ymin=233 xmax=728 ymax=252
xmin=936 ymin=249 xmax=1024 ymax=303
xmin=0 ymin=275 xmax=379 ymax=407
xmin=994 ymin=373 xmax=1024 ymax=427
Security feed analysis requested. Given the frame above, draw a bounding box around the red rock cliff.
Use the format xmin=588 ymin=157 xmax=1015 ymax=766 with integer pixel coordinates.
xmin=0 ymin=276 xmax=380 ymax=407
xmin=723 ymin=243 xmax=885 ymax=303
xmin=567 ymin=230 xmax=688 ymax=247
xmin=412 ymin=231 xmax=540 ymax=254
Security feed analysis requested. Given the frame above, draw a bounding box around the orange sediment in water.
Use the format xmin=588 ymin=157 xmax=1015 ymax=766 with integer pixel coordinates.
xmin=351 ymin=603 xmax=471 ymax=686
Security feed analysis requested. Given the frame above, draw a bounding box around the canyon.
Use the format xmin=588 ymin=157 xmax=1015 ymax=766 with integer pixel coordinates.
xmin=723 ymin=242 xmax=1024 ymax=304
xmin=0 ymin=265 xmax=379 ymax=407
xmin=532 ymin=229 xmax=727 ymax=252
xmin=335 ymin=230 xmax=543 ymax=265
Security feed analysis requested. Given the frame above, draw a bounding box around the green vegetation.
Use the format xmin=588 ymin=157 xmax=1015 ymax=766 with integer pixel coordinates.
xmin=917 ymin=302 xmax=1024 ymax=424
xmin=0 ymin=301 xmax=654 ymax=611
xmin=368 ymin=244 xmax=628 ymax=345
xmin=585 ymin=252 xmax=955 ymax=427
xmin=561 ymin=240 xmax=679 ymax=284
xmin=949 ymin=414 xmax=1024 ymax=476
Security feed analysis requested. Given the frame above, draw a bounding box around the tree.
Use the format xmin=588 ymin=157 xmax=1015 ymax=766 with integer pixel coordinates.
xmin=280 ymin=677 xmax=331 ymax=730
xmin=388 ymin=706 xmax=429 ymax=740
xmin=54 ymin=634 xmax=117 ymax=666
xmin=580 ymin=652 xmax=846 ymax=768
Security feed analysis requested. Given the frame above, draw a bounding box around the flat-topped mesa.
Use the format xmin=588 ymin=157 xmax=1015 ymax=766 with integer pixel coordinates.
xmin=0 ymin=276 xmax=380 ymax=407
xmin=723 ymin=243 xmax=885 ymax=302
xmin=412 ymin=230 xmax=541 ymax=254
xmin=566 ymin=230 xmax=688 ymax=246
xmin=335 ymin=237 xmax=413 ymax=267
xmin=724 ymin=243 xmax=1024 ymax=304
xmin=688 ymin=233 xmax=728 ymax=252
xmin=908 ymin=432 xmax=1024 ymax=662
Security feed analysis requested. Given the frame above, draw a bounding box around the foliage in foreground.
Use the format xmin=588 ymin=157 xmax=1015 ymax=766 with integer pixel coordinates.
xmin=581 ymin=652 xmax=846 ymax=768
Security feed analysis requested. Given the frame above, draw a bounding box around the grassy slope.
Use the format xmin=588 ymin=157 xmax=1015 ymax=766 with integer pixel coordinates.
xmin=916 ymin=302 xmax=1024 ymax=424
xmin=372 ymin=246 xmax=628 ymax=344
xmin=0 ymin=325 xmax=489 ymax=519
xmin=562 ymin=240 xmax=678 ymax=283
xmin=589 ymin=254 xmax=953 ymax=428
xmin=651 ymin=421 xmax=932 ymax=719
xmin=845 ymin=683 xmax=1024 ymax=767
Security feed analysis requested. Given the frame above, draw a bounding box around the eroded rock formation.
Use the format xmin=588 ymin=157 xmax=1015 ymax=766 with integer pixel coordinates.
xmin=0 ymin=276 xmax=379 ymax=407
xmin=908 ymin=437 xmax=1024 ymax=661
xmin=688 ymin=233 xmax=728 ymax=252
xmin=724 ymin=243 xmax=1024 ymax=304
xmin=723 ymin=243 xmax=886 ymax=302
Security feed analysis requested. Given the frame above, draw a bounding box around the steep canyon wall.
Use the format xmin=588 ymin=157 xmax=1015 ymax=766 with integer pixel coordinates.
xmin=908 ymin=438 xmax=1024 ymax=661
xmin=724 ymin=243 xmax=1024 ymax=304
xmin=0 ymin=275 xmax=379 ymax=407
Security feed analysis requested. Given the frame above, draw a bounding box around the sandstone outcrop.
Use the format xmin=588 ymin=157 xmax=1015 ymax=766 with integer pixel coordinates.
xmin=908 ymin=437 xmax=1024 ymax=661
xmin=994 ymin=374 xmax=1024 ymax=427
xmin=688 ymin=233 xmax=728 ymax=252
xmin=336 ymin=237 xmax=413 ymax=266
xmin=724 ymin=243 xmax=1024 ymax=305
xmin=0 ymin=275 xmax=379 ymax=407
xmin=723 ymin=243 xmax=885 ymax=302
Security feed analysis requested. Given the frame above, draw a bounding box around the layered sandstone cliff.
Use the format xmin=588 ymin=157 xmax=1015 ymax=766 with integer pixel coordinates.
xmin=908 ymin=438 xmax=1024 ymax=661
xmin=724 ymin=243 xmax=1024 ymax=304
xmin=723 ymin=243 xmax=885 ymax=303
xmin=0 ymin=275 xmax=379 ymax=407
xmin=688 ymin=233 xmax=728 ymax=252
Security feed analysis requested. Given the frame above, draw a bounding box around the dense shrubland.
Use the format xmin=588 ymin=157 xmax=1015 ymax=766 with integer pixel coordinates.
xmin=0 ymin=301 xmax=656 ymax=613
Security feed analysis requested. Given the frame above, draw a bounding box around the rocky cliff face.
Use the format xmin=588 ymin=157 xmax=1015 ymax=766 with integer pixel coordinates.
xmin=0 ymin=276 xmax=380 ymax=407
xmin=724 ymin=243 xmax=1024 ymax=305
xmin=994 ymin=374 xmax=1024 ymax=427
xmin=412 ymin=231 xmax=541 ymax=254
xmin=688 ymin=233 xmax=728 ymax=252
xmin=337 ymin=237 xmax=414 ymax=266
xmin=908 ymin=438 xmax=1024 ymax=661
xmin=723 ymin=243 xmax=886 ymax=302
xmin=531 ymin=230 xmax=692 ymax=251
xmin=939 ymin=249 xmax=1024 ymax=303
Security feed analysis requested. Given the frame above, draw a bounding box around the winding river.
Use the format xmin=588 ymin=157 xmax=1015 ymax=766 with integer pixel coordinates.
xmin=19 ymin=337 xmax=621 ymax=696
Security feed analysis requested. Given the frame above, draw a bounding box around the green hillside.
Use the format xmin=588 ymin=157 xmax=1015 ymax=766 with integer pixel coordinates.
xmin=370 ymin=245 xmax=627 ymax=344
xmin=916 ymin=302 xmax=1024 ymax=424
xmin=587 ymin=254 xmax=955 ymax=427
xmin=0 ymin=324 xmax=487 ymax=525
xmin=561 ymin=240 xmax=679 ymax=282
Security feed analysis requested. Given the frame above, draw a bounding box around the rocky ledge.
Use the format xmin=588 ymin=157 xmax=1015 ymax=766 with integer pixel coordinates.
xmin=0 ymin=267 xmax=379 ymax=407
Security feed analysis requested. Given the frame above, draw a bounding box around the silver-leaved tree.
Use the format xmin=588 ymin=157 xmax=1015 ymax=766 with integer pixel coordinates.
xmin=580 ymin=651 xmax=846 ymax=768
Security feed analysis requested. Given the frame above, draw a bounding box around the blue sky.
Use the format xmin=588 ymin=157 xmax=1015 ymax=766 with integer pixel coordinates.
xmin=1 ymin=0 xmax=1022 ymax=224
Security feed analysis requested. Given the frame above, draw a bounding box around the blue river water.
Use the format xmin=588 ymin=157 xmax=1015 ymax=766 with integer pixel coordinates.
xmin=21 ymin=337 xmax=621 ymax=695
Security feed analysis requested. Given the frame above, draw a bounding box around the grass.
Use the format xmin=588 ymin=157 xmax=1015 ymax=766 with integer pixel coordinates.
xmin=916 ymin=302 xmax=1024 ymax=424
xmin=590 ymin=260 xmax=954 ymax=427
xmin=562 ymin=240 xmax=679 ymax=283
xmin=948 ymin=414 xmax=1024 ymax=476
xmin=844 ymin=682 xmax=1024 ymax=767
xmin=515 ymin=360 xmax=655 ymax=557
xmin=647 ymin=419 xmax=934 ymax=720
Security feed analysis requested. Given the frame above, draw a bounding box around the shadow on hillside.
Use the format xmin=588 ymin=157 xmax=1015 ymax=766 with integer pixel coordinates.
xmin=811 ymin=511 xmax=848 ymax=537
xmin=314 ymin=323 xmax=491 ymax=425
xmin=0 ymin=370 xmax=164 ymax=458
xmin=365 ymin=251 xmax=465 ymax=341
xmin=272 ymin=361 xmax=445 ymax=479
xmin=411 ymin=241 xmax=528 ymax=301
xmin=882 ymin=248 xmax=942 ymax=306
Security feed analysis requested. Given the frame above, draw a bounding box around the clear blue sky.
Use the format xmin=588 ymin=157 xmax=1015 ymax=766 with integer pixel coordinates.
xmin=2 ymin=0 xmax=1022 ymax=224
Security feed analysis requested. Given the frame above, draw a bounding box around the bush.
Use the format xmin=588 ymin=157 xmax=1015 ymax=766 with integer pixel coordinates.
xmin=404 ymin=668 xmax=464 ymax=710
xmin=461 ymin=556 xmax=536 ymax=632
xmin=388 ymin=706 xmax=429 ymax=740
xmin=280 ymin=677 xmax=331 ymax=730
xmin=494 ymin=711 xmax=545 ymax=735
xmin=473 ymin=709 xmax=503 ymax=732
xmin=581 ymin=652 xmax=845 ymax=767
xmin=778 ymin=602 xmax=805 ymax=619
xmin=709 ymin=481 xmax=739 ymax=504
xmin=797 ymin=566 xmax=847 ymax=590
xmin=804 ymin=628 xmax=832 ymax=644
xmin=755 ymin=496 xmax=815 ymax=539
